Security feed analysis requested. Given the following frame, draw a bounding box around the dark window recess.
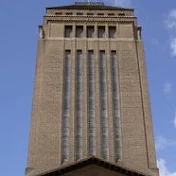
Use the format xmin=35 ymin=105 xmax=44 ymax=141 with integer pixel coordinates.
xmin=77 ymin=13 xmax=83 ymax=15
xmin=87 ymin=26 xmax=94 ymax=38
xmin=66 ymin=12 xmax=73 ymax=15
xmin=109 ymin=26 xmax=116 ymax=38
xmin=98 ymin=13 xmax=104 ymax=16
xmin=65 ymin=26 xmax=72 ymax=38
xmin=55 ymin=12 xmax=62 ymax=15
xmin=98 ymin=26 xmax=105 ymax=38
xmin=118 ymin=13 xmax=125 ymax=16
xmin=87 ymin=13 xmax=94 ymax=16
xmin=76 ymin=26 xmax=83 ymax=38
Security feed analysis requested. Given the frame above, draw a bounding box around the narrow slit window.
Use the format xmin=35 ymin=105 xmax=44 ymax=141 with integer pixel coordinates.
xmin=62 ymin=50 xmax=71 ymax=161
xmin=76 ymin=26 xmax=83 ymax=38
xmin=111 ymin=51 xmax=122 ymax=160
xmin=87 ymin=26 xmax=94 ymax=38
xmin=98 ymin=26 xmax=105 ymax=38
xmin=88 ymin=50 xmax=96 ymax=156
xmin=109 ymin=26 xmax=116 ymax=38
xmin=75 ymin=50 xmax=83 ymax=160
xmin=65 ymin=26 xmax=72 ymax=38
xmin=99 ymin=50 xmax=109 ymax=159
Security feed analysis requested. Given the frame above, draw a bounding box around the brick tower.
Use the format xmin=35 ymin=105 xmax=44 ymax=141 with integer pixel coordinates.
xmin=26 ymin=2 xmax=159 ymax=176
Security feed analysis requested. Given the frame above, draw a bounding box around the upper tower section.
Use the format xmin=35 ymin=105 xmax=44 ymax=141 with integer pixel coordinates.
xmin=39 ymin=2 xmax=141 ymax=40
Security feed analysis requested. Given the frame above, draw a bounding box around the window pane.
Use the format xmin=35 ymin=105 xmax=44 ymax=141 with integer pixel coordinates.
xmin=87 ymin=26 xmax=94 ymax=38
xmin=76 ymin=26 xmax=83 ymax=38
xmin=98 ymin=26 xmax=105 ymax=38
xmin=65 ymin=26 xmax=72 ymax=38
xmin=109 ymin=26 xmax=116 ymax=38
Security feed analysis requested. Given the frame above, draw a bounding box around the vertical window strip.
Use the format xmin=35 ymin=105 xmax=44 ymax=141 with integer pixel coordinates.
xmin=75 ymin=50 xmax=83 ymax=160
xmin=62 ymin=50 xmax=71 ymax=161
xmin=100 ymin=51 xmax=109 ymax=159
xmin=111 ymin=51 xmax=122 ymax=160
xmin=88 ymin=51 xmax=96 ymax=155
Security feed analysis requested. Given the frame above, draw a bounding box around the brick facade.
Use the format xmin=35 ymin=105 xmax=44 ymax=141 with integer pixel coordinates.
xmin=26 ymin=3 xmax=159 ymax=176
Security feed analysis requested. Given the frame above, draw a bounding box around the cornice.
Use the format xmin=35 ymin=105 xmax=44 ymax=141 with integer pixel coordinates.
xmin=45 ymin=16 xmax=136 ymax=23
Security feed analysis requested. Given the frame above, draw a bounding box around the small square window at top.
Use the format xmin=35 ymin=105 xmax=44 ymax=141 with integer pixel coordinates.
xmin=66 ymin=12 xmax=73 ymax=15
xmin=118 ymin=13 xmax=125 ymax=16
xmin=55 ymin=12 xmax=62 ymax=15
xmin=98 ymin=13 xmax=104 ymax=16
xmin=87 ymin=13 xmax=94 ymax=16
xmin=77 ymin=13 xmax=83 ymax=15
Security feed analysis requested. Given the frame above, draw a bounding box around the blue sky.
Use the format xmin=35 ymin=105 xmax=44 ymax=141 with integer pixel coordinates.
xmin=0 ymin=0 xmax=175 ymax=175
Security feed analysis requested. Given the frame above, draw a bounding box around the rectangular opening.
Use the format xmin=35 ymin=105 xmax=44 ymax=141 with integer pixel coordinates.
xmin=87 ymin=26 xmax=94 ymax=38
xmin=108 ymin=13 xmax=115 ymax=16
xmin=55 ymin=12 xmax=62 ymax=15
xmin=109 ymin=26 xmax=116 ymax=38
xmin=98 ymin=26 xmax=105 ymax=38
xmin=66 ymin=12 xmax=73 ymax=15
xmin=87 ymin=13 xmax=94 ymax=16
xmin=65 ymin=26 xmax=72 ymax=38
xmin=98 ymin=13 xmax=104 ymax=16
xmin=76 ymin=26 xmax=84 ymax=38
xmin=77 ymin=13 xmax=83 ymax=15
xmin=118 ymin=13 xmax=125 ymax=16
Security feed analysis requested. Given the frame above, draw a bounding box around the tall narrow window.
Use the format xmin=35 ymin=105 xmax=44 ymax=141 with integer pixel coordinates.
xmin=76 ymin=26 xmax=83 ymax=38
xmin=98 ymin=26 xmax=105 ymax=38
xmin=75 ymin=50 xmax=83 ymax=160
xmin=88 ymin=50 xmax=96 ymax=155
xmin=87 ymin=26 xmax=94 ymax=38
xmin=111 ymin=51 xmax=122 ymax=161
xmin=62 ymin=50 xmax=71 ymax=161
xmin=65 ymin=26 xmax=72 ymax=38
xmin=100 ymin=51 xmax=109 ymax=159
xmin=109 ymin=26 xmax=116 ymax=38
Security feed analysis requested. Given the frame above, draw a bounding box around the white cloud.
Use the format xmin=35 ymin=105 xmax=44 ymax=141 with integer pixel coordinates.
xmin=157 ymin=158 xmax=176 ymax=176
xmin=155 ymin=136 xmax=176 ymax=150
xmin=163 ymin=82 xmax=172 ymax=94
xmin=174 ymin=111 xmax=176 ymax=128
xmin=171 ymin=37 xmax=176 ymax=56
xmin=166 ymin=9 xmax=176 ymax=57
xmin=167 ymin=10 xmax=176 ymax=29
xmin=112 ymin=0 xmax=131 ymax=6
